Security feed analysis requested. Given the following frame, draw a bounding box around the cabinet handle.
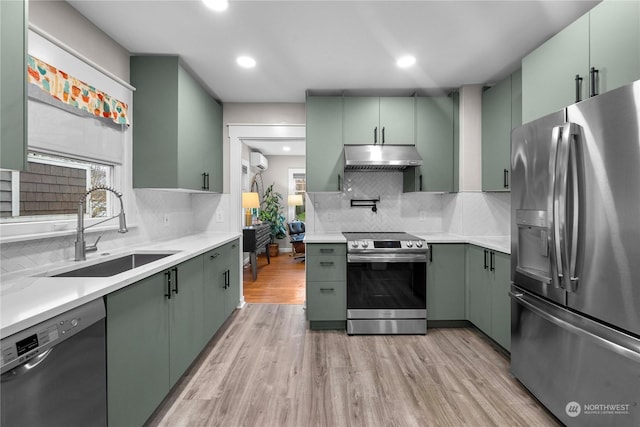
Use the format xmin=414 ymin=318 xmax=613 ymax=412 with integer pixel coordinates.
xmin=503 ymin=169 xmax=509 ymax=189
xmin=483 ymin=250 xmax=488 ymax=270
xmin=374 ymin=126 xmax=378 ymax=144
xmin=319 ymin=249 xmax=334 ymax=254
xmin=172 ymin=266 xmax=179 ymax=294
xmin=490 ymin=251 xmax=495 ymax=272
xmin=590 ymin=67 xmax=599 ymax=97
xmin=210 ymin=253 xmax=220 ymax=259
xmin=320 ymin=288 xmax=335 ymax=292
xmin=419 ymin=174 xmax=423 ymax=192
xmin=381 ymin=126 xmax=385 ymax=144
xmin=574 ymin=74 xmax=583 ymax=102
xmin=338 ymin=174 xmax=341 ymax=192
xmin=165 ymin=270 xmax=172 ymax=299
xmin=429 ymin=244 xmax=433 ymax=263
xmin=225 ymin=269 xmax=230 ymax=289
xmin=320 ymin=261 xmax=335 ymax=266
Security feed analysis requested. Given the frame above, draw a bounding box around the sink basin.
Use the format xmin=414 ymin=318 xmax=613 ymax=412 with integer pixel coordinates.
xmin=50 ymin=252 xmax=176 ymax=278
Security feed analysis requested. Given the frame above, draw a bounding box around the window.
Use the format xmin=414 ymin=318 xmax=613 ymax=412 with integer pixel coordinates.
xmin=288 ymin=169 xmax=306 ymax=222
xmin=0 ymin=152 xmax=115 ymax=222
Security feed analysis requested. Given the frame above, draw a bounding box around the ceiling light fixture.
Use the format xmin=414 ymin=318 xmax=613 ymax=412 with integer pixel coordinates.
xmin=282 ymin=146 xmax=291 ymax=152
xmin=237 ymin=56 xmax=256 ymax=68
xmin=202 ymin=0 xmax=228 ymax=12
xmin=397 ymin=55 xmax=416 ymax=68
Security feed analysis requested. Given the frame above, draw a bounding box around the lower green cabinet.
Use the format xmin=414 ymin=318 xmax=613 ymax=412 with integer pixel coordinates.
xmin=106 ymin=239 xmax=240 ymax=426
xmin=168 ymin=256 xmax=204 ymax=386
xmin=106 ymin=271 xmax=170 ymax=427
xmin=306 ymin=243 xmax=346 ymax=329
xmin=427 ymin=244 xmax=466 ymax=321
xmin=466 ymin=245 xmax=511 ymax=351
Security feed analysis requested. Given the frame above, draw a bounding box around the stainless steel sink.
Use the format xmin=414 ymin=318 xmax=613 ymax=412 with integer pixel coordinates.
xmin=50 ymin=252 xmax=176 ymax=277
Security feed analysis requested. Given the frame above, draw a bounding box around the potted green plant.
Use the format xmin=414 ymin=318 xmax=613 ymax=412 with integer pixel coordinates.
xmin=258 ymin=183 xmax=287 ymax=256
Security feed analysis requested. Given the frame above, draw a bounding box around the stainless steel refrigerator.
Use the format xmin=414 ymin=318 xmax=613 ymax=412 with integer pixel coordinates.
xmin=511 ymin=80 xmax=640 ymax=426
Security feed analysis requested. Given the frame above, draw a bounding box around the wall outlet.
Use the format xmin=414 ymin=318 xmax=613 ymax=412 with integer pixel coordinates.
xmin=419 ymin=211 xmax=427 ymax=221
xmin=216 ymin=210 xmax=224 ymax=222
xmin=327 ymin=212 xmax=334 ymax=222
xmin=163 ymin=214 xmax=170 ymax=226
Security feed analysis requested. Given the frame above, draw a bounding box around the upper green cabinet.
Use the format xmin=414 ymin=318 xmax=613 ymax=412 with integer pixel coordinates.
xmin=522 ymin=0 xmax=640 ymax=123
xmin=343 ymin=97 xmax=415 ymax=145
xmin=306 ymin=96 xmax=343 ymax=192
xmin=404 ymin=96 xmax=456 ymax=192
xmin=482 ymin=69 xmax=521 ymax=191
xmin=131 ymin=56 xmax=222 ymax=192
xmin=0 ymin=0 xmax=27 ymax=171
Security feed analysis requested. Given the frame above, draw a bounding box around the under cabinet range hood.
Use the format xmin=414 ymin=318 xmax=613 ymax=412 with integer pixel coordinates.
xmin=344 ymin=145 xmax=423 ymax=171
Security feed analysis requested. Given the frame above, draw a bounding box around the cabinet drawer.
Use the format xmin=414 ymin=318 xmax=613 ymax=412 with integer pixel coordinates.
xmin=306 ymin=256 xmax=346 ymax=282
xmin=307 ymin=281 xmax=346 ymax=321
xmin=307 ymin=244 xmax=346 ymax=256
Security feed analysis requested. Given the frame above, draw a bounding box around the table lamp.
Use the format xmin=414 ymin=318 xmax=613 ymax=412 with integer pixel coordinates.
xmin=242 ymin=192 xmax=260 ymax=227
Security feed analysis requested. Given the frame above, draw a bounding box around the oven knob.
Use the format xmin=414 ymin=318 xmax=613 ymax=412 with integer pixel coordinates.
xmin=416 ymin=241 xmax=423 ymax=248
xmin=351 ymin=241 xmax=359 ymax=248
xmin=406 ymin=241 xmax=413 ymax=248
xmin=362 ymin=241 xmax=369 ymax=248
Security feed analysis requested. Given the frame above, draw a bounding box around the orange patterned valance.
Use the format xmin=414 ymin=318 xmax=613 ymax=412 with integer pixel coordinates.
xmin=27 ymin=55 xmax=129 ymax=126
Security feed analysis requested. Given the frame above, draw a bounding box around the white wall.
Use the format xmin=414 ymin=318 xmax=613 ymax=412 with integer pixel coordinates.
xmin=29 ymin=0 xmax=130 ymax=82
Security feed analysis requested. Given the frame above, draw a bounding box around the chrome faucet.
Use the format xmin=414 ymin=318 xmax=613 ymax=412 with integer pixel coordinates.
xmin=75 ymin=185 xmax=128 ymax=261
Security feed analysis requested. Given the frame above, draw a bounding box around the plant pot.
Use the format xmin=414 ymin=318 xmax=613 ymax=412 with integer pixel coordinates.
xmin=269 ymin=243 xmax=279 ymax=257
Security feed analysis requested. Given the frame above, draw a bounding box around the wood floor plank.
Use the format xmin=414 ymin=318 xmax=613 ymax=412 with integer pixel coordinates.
xmin=148 ymin=304 xmax=560 ymax=427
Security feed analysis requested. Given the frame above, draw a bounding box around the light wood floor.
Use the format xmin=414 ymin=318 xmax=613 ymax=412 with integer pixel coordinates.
xmin=148 ymin=304 xmax=560 ymax=427
xmin=243 ymin=252 xmax=305 ymax=304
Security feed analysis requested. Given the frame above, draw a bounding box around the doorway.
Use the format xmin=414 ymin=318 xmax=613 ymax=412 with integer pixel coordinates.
xmin=229 ymin=124 xmax=306 ymax=305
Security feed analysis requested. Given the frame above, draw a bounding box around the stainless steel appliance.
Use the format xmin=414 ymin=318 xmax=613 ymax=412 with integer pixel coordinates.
xmin=344 ymin=144 xmax=423 ymax=171
xmin=1 ymin=299 xmax=107 ymax=427
xmin=511 ymin=81 xmax=640 ymax=426
xmin=344 ymin=232 xmax=428 ymax=334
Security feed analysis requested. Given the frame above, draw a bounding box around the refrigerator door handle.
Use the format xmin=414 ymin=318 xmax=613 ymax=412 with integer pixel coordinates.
xmin=551 ymin=123 xmax=581 ymax=291
xmin=549 ymin=125 xmax=564 ymax=289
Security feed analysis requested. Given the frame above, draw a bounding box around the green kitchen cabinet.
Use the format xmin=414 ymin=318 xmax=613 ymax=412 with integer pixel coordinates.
xmin=589 ymin=0 xmax=640 ymax=95
xmin=466 ymin=245 xmax=493 ymax=334
xmin=306 ymin=96 xmax=343 ymax=191
xmin=522 ymin=0 xmax=640 ymax=123
xmin=168 ymin=255 xmax=205 ymax=386
xmin=306 ymin=243 xmax=347 ymax=329
xmin=222 ymin=239 xmax=241 ymax=319
xmin=427 ymin=244 xmax=466 ymax=321
xmin=131 ymin=56 xmax=222 ymax=192
xmin=106 ymin=254 xmax=209 ymax=426
xmin=482 ymin=72 xmax=516 ymax=191
xmin=405 ymin=96 xmax=456 ymax=192
xmin=466 ymin=245 xmax=511 ymax=351
xmin=343 ymin=97 xmax=415 ymax=145
xmin=0 ymin=0 xmax=27 ymax=171
xmin=106 ymin=271 xmax=170 ymax=427
xmin=490 ymin=251 xmax=511 ymax=351
xmin=203 ymin=239 xmax=240 ymax=338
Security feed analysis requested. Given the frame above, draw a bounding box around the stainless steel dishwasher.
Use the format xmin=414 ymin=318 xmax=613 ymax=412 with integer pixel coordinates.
xmin=1 ymin=299 xmax=107 ymax=427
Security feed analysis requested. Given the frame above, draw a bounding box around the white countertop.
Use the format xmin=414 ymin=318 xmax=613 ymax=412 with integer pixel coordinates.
xmin=0 ymin=232 xmax=241 ymax=338
xmin=305 ymin=232 xmax=510 ymax=254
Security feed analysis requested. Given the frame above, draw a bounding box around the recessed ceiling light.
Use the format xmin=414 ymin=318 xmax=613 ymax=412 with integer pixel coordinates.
xmin=397 ymin=55 xmax=416 ymax=68
xmin=237 ymin=56 xmax=256 ymax=68
xmin=282 ymin=146 xmax=291 ymax=152
xmin=203 ymin=0 xmax=228 ymax=12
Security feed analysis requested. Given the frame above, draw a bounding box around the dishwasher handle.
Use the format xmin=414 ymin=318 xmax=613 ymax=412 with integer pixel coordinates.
xmin=1 ymin=348 xmax=54 ymax=382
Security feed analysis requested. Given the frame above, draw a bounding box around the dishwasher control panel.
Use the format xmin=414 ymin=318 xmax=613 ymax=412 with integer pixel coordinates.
xmin=1 ymin=299 xmax=105 ymax=373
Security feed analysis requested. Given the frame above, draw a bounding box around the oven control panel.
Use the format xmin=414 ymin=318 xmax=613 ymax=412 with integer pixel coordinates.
xmin=349 ymin=239 xmax=425 ymax=251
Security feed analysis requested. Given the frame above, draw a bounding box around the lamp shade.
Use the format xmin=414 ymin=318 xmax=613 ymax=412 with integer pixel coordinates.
xmin=242 ymin=192 xmax=260 ymax=208
xmin=288 ymin=194 xmax=303 ymax=206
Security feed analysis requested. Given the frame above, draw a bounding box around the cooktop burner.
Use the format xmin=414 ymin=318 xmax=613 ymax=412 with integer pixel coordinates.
xmin=343 ymin=232 xmax=419 ymax=241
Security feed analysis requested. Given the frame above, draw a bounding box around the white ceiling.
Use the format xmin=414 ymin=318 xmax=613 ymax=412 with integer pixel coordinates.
xmin=242 ymin=138 xmax=306 ymax=156
xmin=67 ymin=0 xmax=600 ymax=104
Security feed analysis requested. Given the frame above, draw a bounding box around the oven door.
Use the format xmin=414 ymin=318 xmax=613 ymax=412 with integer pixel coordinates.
xmin=346 ymin=253 xmax=427 ymax=321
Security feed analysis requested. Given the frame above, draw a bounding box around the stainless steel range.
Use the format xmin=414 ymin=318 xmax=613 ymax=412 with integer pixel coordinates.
xmin=343 ymin=232 xmax=428 ymax=335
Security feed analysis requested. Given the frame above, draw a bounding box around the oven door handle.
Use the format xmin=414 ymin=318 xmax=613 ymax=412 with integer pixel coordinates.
xmin=347 ymin=253 xmax=428 ymax=263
